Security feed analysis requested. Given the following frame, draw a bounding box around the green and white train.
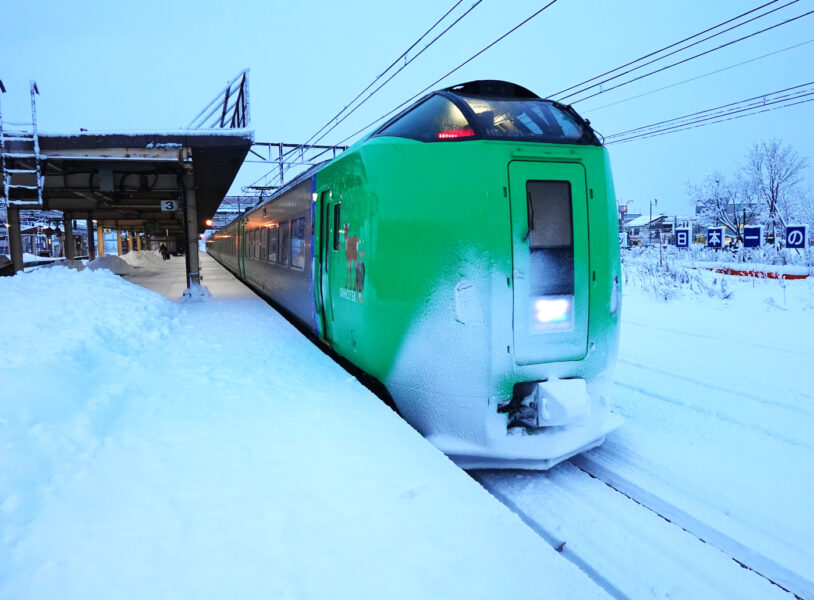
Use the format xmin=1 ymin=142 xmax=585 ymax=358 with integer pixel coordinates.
xmin=208 ymin=80 xmax=622 ymax=469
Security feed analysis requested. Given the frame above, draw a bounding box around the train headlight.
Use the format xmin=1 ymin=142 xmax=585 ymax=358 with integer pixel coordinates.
xmin=531 ymin=295 xmax=573 ymax=333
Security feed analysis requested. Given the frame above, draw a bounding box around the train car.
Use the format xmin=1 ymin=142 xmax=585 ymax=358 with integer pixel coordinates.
xmin=208 ymin=80 xmax=622 ymax=469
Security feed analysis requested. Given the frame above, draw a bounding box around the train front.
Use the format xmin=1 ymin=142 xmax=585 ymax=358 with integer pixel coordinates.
xmin=350 ymin=80 xmax=622 ymax=469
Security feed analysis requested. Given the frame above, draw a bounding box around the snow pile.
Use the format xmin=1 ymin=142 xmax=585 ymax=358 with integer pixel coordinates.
xmin=0 ymin=263 xmax=606 ymax=599
xmin=86 ymin=254 xmax=136 ymax=275
xmin=122 ymin=250 xmax=164 ymax=268
xmin=41 ymin=258 xmax=86 ymax=271
xmin=623 ymin=251 xmax=733 ymax=301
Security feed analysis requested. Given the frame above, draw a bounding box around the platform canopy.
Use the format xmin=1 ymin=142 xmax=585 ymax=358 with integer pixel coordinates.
xmin=2 ymin=70 xmax=254 ymax=289
xmin=6 ymin=129 xmax=251 ymax=237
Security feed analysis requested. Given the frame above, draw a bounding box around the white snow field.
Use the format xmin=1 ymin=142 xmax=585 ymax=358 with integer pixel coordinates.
xmin=0 ymin=254 xmax=608 ymax=600
xmin=479 ymin=254 xmax=814 ymax=599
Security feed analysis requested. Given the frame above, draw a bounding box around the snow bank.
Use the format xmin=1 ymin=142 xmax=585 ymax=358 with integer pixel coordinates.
xmin=86 ymin=254 xmax=136 ymax=275
xmin=0 ymin=263 xmax=607 ymax=599
xmin=121 ymin=250 xmax=164 ymax=268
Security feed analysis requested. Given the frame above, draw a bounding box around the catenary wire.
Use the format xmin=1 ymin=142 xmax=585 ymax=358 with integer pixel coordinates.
xmin=305 ymin=0 xmax=485 ymax=149
xmin=607 ymin=96 xmax=814 ymax=144
xmin=333 ymin=0 xmax=561 ymax=148
xmin=605 ymin=80 xmax=814 ymax=138
xmin=563 ymin=3 xmax=812 ymax=103
xmin=583 ymin=37 xmax=814 ymax=113
xmin=248 ymin=0 xmax=479 ymax=189
xmin=605 ymin=84 xmax=814 ymax=144
xmin=548 ymin=0 xmax=789 ymax=98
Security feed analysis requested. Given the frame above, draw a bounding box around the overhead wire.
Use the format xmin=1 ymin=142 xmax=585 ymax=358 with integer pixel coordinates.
xmin=582 ymin=37 xmax=814 ymax=113
xmin=333 ymin=0 xmax=561 ymax=147
xmin=305 ymin=0 xmax=485 ymax=148
xmin=604 ymin=81 xmax=814 ymax=144
xmin=249 ymin=0 xmax=483 ymax=190
xmin=607 ymin=96 xmax=814 ymax=144
xmin=567 ymin=7 xmax=814 ymax=104
xmin=550 ymin=0 xmax=798 ymax=100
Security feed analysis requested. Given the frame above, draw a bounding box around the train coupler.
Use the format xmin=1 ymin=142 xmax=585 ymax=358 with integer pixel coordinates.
xmin=499 ymin=378 xmax=591 ymax=430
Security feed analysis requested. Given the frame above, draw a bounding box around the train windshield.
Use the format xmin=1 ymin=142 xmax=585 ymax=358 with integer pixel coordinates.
xmin=375 ymin=95 xmax=474 ymax=142
xmin=458 ymin=96 xmax=588 ymax=144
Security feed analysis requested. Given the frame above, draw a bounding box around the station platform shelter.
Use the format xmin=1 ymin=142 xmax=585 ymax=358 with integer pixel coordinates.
xmin=1 ymin=73 xmax=253 ymax=294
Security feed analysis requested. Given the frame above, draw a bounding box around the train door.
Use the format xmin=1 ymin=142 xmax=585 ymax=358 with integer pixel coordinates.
xmin=508 ymin=161 xmax=589 ymax=365
xmin=239 ymin=219 xmax=247 ymax=280
xmin=315 ymin=190 xmax=334 ymax=340
xmin=317 ymin=191 xmax=339 ymax=343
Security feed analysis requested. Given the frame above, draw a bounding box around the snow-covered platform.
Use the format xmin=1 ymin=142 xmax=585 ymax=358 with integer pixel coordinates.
xmin=0 ymin=253 xmax=610 ymax=599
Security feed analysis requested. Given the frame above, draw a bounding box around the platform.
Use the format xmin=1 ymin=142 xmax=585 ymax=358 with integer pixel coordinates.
xmin=0 ymin=252 xmax=609 ymax=599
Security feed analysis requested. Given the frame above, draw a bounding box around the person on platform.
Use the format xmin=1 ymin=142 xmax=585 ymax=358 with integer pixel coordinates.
xmin=159 ymin=243 xmax=170 ymax=260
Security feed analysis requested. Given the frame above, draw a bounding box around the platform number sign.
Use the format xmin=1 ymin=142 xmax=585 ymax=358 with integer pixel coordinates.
xmin=786 ymin=225 xmax=808 ymax=249
xmin=161 ymin=200 xmax=179 ymax=212
xmin=742 ymin=226 xmax=762 ymax=248
xmin=707 ymin=227 xmax=724 ymax=249
xmin=675 ymin=228 xmax=690 ymax=248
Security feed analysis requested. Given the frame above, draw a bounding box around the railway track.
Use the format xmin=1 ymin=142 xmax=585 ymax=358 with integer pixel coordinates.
xmin=472 ymin=461 xmax=797 ymax=600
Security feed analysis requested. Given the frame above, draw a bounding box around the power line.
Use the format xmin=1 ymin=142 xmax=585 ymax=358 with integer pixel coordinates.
xmin=605 ymin=81 xmax=814 ymax=138
xmin=248 ymin=0 xmax=481 ymax=190
xmin=569 ymin=8 xmax=814 ymax=104
xmin=549 ymin=0 xmax=793 ymax=99
xmin=334 ymin=0 xmax=561 ymax=147
xmin=608 ymin=96 xmax=814 ymax=144
xmin=605 ymin=82 xmax=814 ymax=144
xmin=583 ymin=37 xmax=814 ymax=113
xmin=306 ymin=0 xmax=485 ymax=149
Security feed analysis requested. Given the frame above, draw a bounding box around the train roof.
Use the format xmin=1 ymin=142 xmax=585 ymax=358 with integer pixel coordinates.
xmin=371 ymin=79 xmax=601 ymax=146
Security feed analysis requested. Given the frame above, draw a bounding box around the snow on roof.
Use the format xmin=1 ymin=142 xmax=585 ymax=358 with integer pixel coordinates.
xmin=626 ymin=213 xmax=670 ymax=227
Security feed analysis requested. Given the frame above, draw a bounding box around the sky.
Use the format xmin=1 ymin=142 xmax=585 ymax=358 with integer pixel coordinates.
xmin=2 ymin=0 xmax=813 ymax=217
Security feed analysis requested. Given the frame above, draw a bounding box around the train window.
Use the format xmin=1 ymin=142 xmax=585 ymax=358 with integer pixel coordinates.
xmin=375 ymin=95 xmax=473 ymax=142
xmin=279 ymin=221 xmax=291 ymax=266
xmin=248 ymin=228 xmax=255 ymax=258
xmin=291 ymin=217 xmax=306 ymax=270
xmin=260 ymin=227 xmax=268 ymax=261
xmin=268 ymin=224 xmax=279 ymax=263
xmin=333 ymin=204 xmax=341 ymax=251
xmin=526 ymin=180 xmax=575 ymax=300
xmin=460 ymin=96 xmax=587 ymax=144
xmin=527 ymin=181 xmax=573 ymax=249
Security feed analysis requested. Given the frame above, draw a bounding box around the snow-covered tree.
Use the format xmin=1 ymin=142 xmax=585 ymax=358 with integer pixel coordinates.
xmin=688 ymin=171 xmax=761 ymax=242
xmin=744 ymin=139 xmax=809 ymax=243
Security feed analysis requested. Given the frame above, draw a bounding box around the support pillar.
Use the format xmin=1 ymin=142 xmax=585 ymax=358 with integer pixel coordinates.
xmin=182 ymin=171 xmax=201 ymax=293
xmin=64 ymin=212 xmax=75 ymax=260
xmin=136 ymin=232 xmax=142 ymax=251
xmin=116 ymin=229 xmax=123 ymax=256
xmin=97 ymin=222 xmax=105 ymax=257
xmin=86 ymin=217 xmax=95 ymax=258
xmin=8 ymin=207 xmax=23 ymax=273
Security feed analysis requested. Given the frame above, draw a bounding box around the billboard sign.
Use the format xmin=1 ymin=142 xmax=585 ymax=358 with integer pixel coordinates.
xmin=675 ymin=228 xmax=690 ymax=248
xmin=742 ymin=226 xmax=762 ymax=248
xmin=786 ymin=225 xmax=808 ymax=249
xmin=707 ymin=227 xmax=724 ymax=249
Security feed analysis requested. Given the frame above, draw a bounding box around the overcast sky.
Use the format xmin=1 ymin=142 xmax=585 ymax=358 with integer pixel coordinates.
xmin=2 ymin=0 xmax=813 ymax=216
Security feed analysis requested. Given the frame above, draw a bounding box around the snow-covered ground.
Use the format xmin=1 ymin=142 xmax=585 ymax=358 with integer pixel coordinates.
xmin=0 ymin=254 xmax=607 ymax=599
xmin=478 ymin=252 xmax=814 ymax=599
xmin=3 ymin=250 xmax=812 ymax=599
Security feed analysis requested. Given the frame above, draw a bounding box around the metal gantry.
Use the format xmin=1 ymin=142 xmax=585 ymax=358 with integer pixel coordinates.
xmin=243 ymin=142 xmax=347 ymax=192
xmin=186 ymin=69 xmax=251 ymax=129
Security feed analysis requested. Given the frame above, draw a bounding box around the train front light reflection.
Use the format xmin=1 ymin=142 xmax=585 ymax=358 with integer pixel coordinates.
xmin=531 ymin=296 xmax=573 ymax=332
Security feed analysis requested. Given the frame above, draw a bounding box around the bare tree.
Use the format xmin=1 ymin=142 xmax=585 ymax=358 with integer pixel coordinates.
xmin=744 ymin=139 xmax=809 ymax=245
xmin=689 ymin=171 xmax=761 ymax=243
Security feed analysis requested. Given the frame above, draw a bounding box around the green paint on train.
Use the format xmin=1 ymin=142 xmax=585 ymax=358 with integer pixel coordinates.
xmin=208 ymin=80 xmax=623 ymax=470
